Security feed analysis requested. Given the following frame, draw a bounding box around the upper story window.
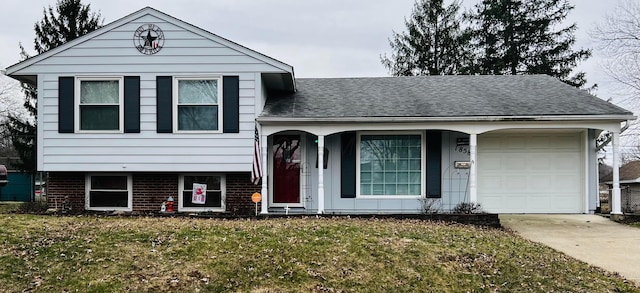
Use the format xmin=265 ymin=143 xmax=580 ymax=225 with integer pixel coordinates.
xmin=76 ymin=77 xmax=123 ymax=132
xmin=173 ymin=77 xmax=222 ymax=132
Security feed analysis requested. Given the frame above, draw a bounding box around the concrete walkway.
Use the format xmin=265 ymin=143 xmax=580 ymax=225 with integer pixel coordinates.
xmin=500 ymin=214 xmax=640 ymax=285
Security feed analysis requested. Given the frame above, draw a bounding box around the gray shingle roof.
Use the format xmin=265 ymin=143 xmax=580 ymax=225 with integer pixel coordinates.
xmin=602 ymin=161 xmax=640 ymax=182
xmin=260 ymin=75 xmax=632 ymax=119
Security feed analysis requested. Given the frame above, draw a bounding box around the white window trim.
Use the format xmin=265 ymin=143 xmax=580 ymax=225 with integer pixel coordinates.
xmin=178 ymin=173 xmax=226 ymax=212
xmin=85 ymin=173 xmax=132 ymax=211
xmin=356 ymin=131 xmax=426 ymax=199
xmin=173 ymin=76 xmax=223 ymax=134
xmin=75 ymin=76 xmax=124 ymax=133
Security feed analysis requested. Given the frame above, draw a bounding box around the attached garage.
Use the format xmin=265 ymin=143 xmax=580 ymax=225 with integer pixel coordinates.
xmin=477 ymin=132 xmax=584 ymax=213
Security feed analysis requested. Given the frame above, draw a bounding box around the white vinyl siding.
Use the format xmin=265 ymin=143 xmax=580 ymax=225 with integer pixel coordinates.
xmin=36 ymin=14 xmax=286 ymax=172
xmin=20 ymin=16 xmax=279 ymax=75
xmin=440 ymin=131 xmax=471 ymax=211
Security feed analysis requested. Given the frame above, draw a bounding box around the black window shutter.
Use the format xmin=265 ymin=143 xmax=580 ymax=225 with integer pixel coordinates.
xmin=223 ymin=76 xmax=239 ymax=133
xmin=426 ymin=131 xmax=442 ymax=198
xmin=341 ymin=132 xmax=357 ymax=198
xmin=156 ymin=76 xmax=172 ymax=133
xmin=58 ymin=76 xmax=74 ymax=133
xmin=124 ymin=76 xmax=140 ymax=133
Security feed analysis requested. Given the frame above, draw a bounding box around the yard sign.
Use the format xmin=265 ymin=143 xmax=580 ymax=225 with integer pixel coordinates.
xmin=192 ymin=183 xmax=207 ymax=204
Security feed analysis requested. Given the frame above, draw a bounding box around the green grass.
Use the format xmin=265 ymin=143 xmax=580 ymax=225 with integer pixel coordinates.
xmin=0 ymin=202 xmax=20 ymax=213
xmin=0 ymin=214 xmax=637 ymax=292
xmin=630 ymin=222 xmax=640 ymax=229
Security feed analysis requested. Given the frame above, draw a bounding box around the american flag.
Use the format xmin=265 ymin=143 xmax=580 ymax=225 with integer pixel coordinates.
xmin=251 ymin=125 xmax=262 ymax=185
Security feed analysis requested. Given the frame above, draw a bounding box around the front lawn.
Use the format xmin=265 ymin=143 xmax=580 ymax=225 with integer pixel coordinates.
xmin=0 ymin=202 xmax=20 ymax=214
xmin=0 ymin=214 xmax=637 ymax=292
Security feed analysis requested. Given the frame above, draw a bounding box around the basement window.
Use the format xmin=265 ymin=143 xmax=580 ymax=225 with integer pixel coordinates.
xmin=178 ymin=174 xmax=225 ymax=212
xmin=85 ymin=174 xmax=132 ymax=211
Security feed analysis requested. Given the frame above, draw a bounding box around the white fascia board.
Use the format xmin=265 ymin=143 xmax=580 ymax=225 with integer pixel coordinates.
xmin=257 ymin=115 xmax=636 ymax=124
xmin=6 ymin=7 xmax=294 ymax=76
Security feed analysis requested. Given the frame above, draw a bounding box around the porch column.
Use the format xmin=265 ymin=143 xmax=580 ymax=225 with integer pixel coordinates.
xmin=317 ymin=135 xmax=325 ymax=214
xmin=612 ymin=131 xmax=622 ymax=215
xmin=260 ymin=134 xmax=269 ymax=214
xmin=469 ymin=133 xmax=478 ymax=203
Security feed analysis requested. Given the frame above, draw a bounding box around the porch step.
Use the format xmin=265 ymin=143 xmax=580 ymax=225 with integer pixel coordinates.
xmin=268 ymin=207 xmax=311 ymax=215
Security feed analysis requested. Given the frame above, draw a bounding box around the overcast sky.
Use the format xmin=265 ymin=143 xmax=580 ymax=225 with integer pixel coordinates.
xmin=1 ymin=0 xmax=637 ymax=159
xmin=0 ymin=0 xmax=628 ymax=96
xmin=0 ymin=0 xmax=636 ymax=143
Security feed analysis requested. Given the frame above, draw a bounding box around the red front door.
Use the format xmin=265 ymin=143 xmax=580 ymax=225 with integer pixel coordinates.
xmin=273 ymin=135 xmax=301 ymax=204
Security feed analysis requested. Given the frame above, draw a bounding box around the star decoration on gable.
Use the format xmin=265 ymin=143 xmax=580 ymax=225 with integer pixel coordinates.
xmin=144 ymin=30 xmax=158 ymax=48
xmin=133 ymin=24 xmax=165 ymax=55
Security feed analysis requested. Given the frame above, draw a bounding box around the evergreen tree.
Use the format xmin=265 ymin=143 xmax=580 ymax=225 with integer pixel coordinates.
xmin=33 ymin=0 xmax=102 ymax=53
xmin=465 ymin=0 xmax=590 ymax=87
xmin=5 ymin=0 xmax=102 ymax=171
xmin=5 ymin=46 xmax=39 ymax=172
xmin=381 ymin=0 xmax=468 ymax=76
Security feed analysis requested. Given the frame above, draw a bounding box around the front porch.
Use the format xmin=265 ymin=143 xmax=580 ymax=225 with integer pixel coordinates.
xmin=256 ymin=120 xmax=626 ymax=215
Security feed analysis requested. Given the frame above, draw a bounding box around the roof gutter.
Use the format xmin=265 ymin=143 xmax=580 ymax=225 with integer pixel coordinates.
xmin=257 ymin=114 xmax=636 ymax=124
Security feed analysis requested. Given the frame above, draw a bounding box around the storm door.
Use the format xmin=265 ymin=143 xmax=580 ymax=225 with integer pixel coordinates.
xmin=272 ymin=135 xmax=303 ymax=206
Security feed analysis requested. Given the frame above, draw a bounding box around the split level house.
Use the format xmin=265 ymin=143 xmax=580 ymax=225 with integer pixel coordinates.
xmin=4 ymin=7 xmax=634 ymax=215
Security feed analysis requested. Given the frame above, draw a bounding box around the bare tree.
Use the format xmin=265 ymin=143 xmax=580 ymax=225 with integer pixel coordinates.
xmin=621 ymin=145 xmax=640 ymax=164
xmin=592 ymin=1 xmax=640 ymax=97
xmin=0 ymin=75 xmax=25 ymax=164
xmin=0 ymin=75 xmax=25 ymax=121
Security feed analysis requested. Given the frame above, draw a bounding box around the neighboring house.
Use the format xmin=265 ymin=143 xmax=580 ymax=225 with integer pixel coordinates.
xmin=0 ymin=172 xmax=34 ymax=202
xmin=602 ymin=161 xmax=640 ymax=213
xmin=3 ymin=7 xmax=634 ymax=214
xmin=0 ymin=159 xmax=34 ymax=202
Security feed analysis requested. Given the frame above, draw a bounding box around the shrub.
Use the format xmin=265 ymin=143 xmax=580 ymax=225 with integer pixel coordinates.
xmin=452 ymin=202 xmax=484 ymax=214
xmin=17 ymin=201 xmax=49 ymax=214
xmin=418 ymin=198 xmax=442 ymax=214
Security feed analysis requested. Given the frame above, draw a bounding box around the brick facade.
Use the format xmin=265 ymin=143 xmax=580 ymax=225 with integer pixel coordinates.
xmin=225 ymin=173 xmax=262 ymax=215
xmin=46 ymin=172 xmax=261 ymax=215
xmin=132 ymin=173 xmax=178 ymax=212
xmin=46 ymin=172 xmax=85 ymax=211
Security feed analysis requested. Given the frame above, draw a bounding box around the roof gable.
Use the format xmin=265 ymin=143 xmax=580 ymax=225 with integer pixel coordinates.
xmin=5 ymin=7 xmax=294 ymax=76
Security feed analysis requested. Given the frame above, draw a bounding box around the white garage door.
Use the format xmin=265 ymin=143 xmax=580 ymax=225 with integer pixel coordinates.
xmin=478 ymin=132 xmax=583 ymax=213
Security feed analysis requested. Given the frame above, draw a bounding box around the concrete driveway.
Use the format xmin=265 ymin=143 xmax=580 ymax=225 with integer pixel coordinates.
xmin=500 ymin=214 xmax=640 ymax=285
